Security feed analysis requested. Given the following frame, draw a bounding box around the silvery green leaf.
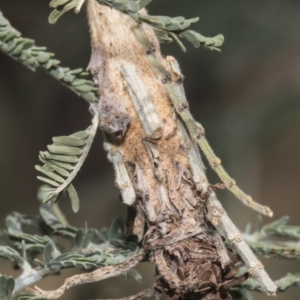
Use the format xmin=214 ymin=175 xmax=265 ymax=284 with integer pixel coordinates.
xmin=138 ymin=15 xmax=165 ymax=29
xmin=40 ymin=151 xmax=80 ymax=163
xmin=172 ymin=16 xmax=185 ymax=23
xmin=181 ymin=31 xmax=224 ymax=51
xmin=169 ymin=32 xmax=186 ymax=52
xmin=48 ymin=1 xmax=78 ymax=24
xmin=126 ymin=269 xmax=142 ymax=283
xmin=111 ymin=3 xmax=127 ymax=11
xmin=164 ymin=21 xmax=183 ymax=32
xmin=75 ymin=228 xmax=85 ymax=247
xmin=74 ymin=84 xmax=96 ymax=92
xmin=139 ymin=0 xmax=152 ymax=9
xmin=47 ymin=160 xmax=75 ymax=171
xmin=37 ymin=52 xmax=52 ymax=64
xmin=0 ymin=245 xmax=24 ymax=265
xmin=0 ymin=275 xmax=14 ymax=300
xmin=81 ymin=92 xmax=99 ymax=103
xmin=10 ymin=43 xmax=24 ymax=55
xmin=49 ymin=0 xmax=71 ymax=8
xmin=82 ymin=228 xmax=94 ymax=248
xmin=43 ymin=243 xmax=53 ymax=265
xmin=154 ymin=16 xmax=172 ymax=26
xmin=50 ymin=252 xmax=73 ymax=262
xmin=47 ymin=145 xmax=83 ymax=156
xmin=6 ymin=39 xmax=18 ymax=52
xmin=69 ymin=68 xmax=83 ymax=75
xmin=127 ymin=2 xmax=139 ymax=13
xmin=63 ymin=72 xmax=75 ymax=82
xmin=212 ymin=34 xmax=225 ymax=47
xmin=179 ymin=30 xmax=200 ymax=48
xmin=67 ymin=184 xmax=80 ymax=213
xmin=12 ymin=293 xmax=48 ymax=300
xmin=49 ymin=68 xmax=65 ymax=80
xmin=36 ymin=115 xmax=98 ymax=211
xmin=39 ymin=201 xmax=77 ymax=237
xmin=35 ymin=165 xmax=65 ymax=183
xmin=71 ymin=78 xmax=86 ymax=86
xmin=153 ymin=29 xmax=173 ymax=43
xmin=36 ymin=176 xmax=60 ymax=187
xmin=5 ymin=276 xmax=14 ymax=298
xmin=71 ymin=130 xmax=89 ymax=139
xmin=33 ymin=258 xmax=45 ymax=268
xmin=40 ymin=159 xmax=70 ymax=177
xmin=53 ymin=136 xmax=86 ymax=147
xmin=108 ymin=218 xmax=125 ymax=240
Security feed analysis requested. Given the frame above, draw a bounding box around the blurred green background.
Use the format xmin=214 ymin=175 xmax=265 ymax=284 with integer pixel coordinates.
xmin=1 ymin=1 xmax=300 ymax=299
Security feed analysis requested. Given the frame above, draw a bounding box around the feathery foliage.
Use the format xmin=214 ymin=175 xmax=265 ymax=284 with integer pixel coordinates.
xmin=0 ymin=11 xmax=98 ymax=103
xmin=0 ymin=191 xmax=140 ymax=299
xmin=1 ymin=204 xmax=300 ymax=299
xmin=48 ymin=0 xmax=224 ymax=52
xmin=35 ymin=110 xmax=99 ymax=212
xmin=1 ymin=2 xmax=299 ymax=300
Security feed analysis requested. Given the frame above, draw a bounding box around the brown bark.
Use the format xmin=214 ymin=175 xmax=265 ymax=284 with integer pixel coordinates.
xmin=87 ymin=2 xmax=247 ymax=299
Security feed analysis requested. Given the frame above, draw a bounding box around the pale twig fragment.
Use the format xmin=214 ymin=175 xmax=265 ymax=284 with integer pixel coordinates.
xmin=206 ymin=194 xmax=277 ymax=296
xmin=104 ymin=142 xmax=136 ymax=206
xmin=32 ymin=251 xmax=145 ymax=299
xmin=177 ymin=118 xmax=206 ymax=190
xmin=133 ymin=203 xmax=146 ymax=242
xmin=155 ymin=249 xmax=181 ymax=288
xmin=165 ymin=56 xmax=273 ymax=217
xmin=134 ymin=162 xmax=157 ymax=223
xmin=212 ymin=231 xmax=231 ymax=269
xmin=145 ymin=226 xmax=204 ymax=250
xmin=196 ymin=130 xmax=273 ymax=217
xmin=142 ymin=139 xmax=164 ymax=182
xmin=75 ymin=0 xmax=86 ymax=13
xmin=169 ymin=73 xmax=277 ymax=294
xmin=156 ymin=185 xmax=176 ymax=215
xmin=121 ymin=64 xmax=163 ymax=139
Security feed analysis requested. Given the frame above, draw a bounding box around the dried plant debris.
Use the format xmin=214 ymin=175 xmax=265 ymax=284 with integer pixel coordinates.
xmin=35 ymin=112 xmax=99 ymax=212
xmin=154 ymin=238 xmax=248 ymax=300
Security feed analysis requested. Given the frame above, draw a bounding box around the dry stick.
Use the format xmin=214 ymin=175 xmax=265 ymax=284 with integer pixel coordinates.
xmin=32 ymin=251 xmax=145 ymax=299
xmin=176 ymin=115 xmax=276 ymax=295
xmin=121 ymin=64 xmax=163 ymax=139
xmin=133 ymin=26 xmax=273 ymax=217
xmin=206 ymin=194 xmax=277 ymax=296
xmin=33 ymin=2 xmax=276 ymax=298
xmin=104 ymin=141 xmax=136 ymax=206
xmin=166 ymin=78 xmax=272 ymax=217
xmin=132 ymin=26 xmax=277 ymax=295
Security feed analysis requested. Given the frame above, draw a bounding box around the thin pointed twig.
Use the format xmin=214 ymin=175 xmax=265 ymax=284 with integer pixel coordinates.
xmin=121 ymin=64 xmax=163 ymax=139
xmin=75 ymin=0 xmax=86 ymax=13
xmin=31 ymin=250 xmax=145 ymax=299
xmin=133 ymin=26 xmax=272 ymax=217
xmin=104 ymin=141 xmax=136 ymax=206
xmin=206 ymin=194 xmax=277 ymax=296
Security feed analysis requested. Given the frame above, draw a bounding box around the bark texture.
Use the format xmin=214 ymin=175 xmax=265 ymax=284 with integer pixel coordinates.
xmin=86 ymin=2 xmax=263 ymax=299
